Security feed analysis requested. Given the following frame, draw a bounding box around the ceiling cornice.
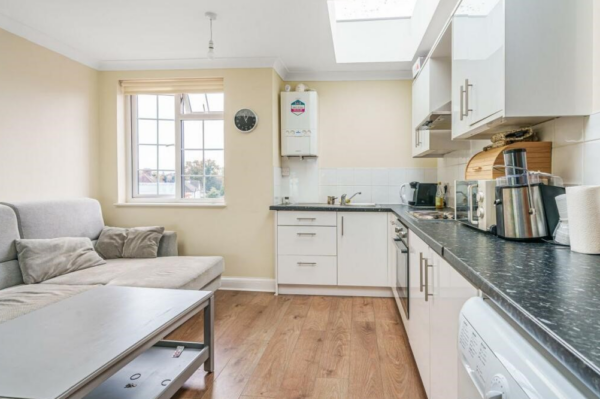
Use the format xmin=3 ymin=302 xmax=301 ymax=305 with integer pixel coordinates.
xmin=0 ymin=14 xmax=411 ymax=81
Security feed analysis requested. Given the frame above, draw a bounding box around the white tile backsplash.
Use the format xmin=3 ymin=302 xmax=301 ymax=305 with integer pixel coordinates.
xmin=354 ymin=168 xmax=372 ymax=186
xmin=583 ymin=140 xmax=600 ymax=185
xmin=336 ymin=169 xmax=355 ymax=186
xmin=554 ymin=117 xmax=585 ymax=147
xmin=372 ymin=186 xmax=389 ymax=204
xmin=371 ymin=168 xmax=389 ymax=186
xmin=388 ymin=168 xmax=405 ymax=186
xmin=319 ymin=168 xmax=337 ymax=186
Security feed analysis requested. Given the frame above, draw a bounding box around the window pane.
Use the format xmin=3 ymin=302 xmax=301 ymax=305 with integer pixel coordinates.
xmin=205 ymin=176 xmax=224 ymax=198
xmin=158 ymin=95 xmax=174 ymax=120
xmin=138 ymin=145 xmax=157 ymax=169
xmin=204 ymin=120 xmax=224 ymax=149
xmin=158 ymin=171 xmax=176 ymax=195
xmin=188 ymin=94 xmax=208 ymax=113
xmin=183 ymin=120 xmax=203 ymax=149
xmin=137 ymin=95 xmax=157 ymax=119
xmin=183 ymin=150 xmax=203 ymax=175
xmin=183 ymin=176 xmax=204 ymax=199
xmin=206 ymin=93 xmax=224 ymax=112
xmin=138 ymin=170 xmax=158 ymax=195
xmin=158 ymin=145 xmax=175 ymax=170
xmin=158 ymin=120 xmax=175 ymax=145
xmin=204 ymin=150 xmax=224 ymax=176
xmin=138 ymin=120 xmax=157 ymax=144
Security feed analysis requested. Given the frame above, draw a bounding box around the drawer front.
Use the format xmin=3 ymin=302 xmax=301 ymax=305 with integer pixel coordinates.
xmin=277 ymin=211 xmax=337 ymax=227
xmin=278 ymin=226 xmax=337 ymax=256
xmin=278 ymin=256 xmax=337 ymax=286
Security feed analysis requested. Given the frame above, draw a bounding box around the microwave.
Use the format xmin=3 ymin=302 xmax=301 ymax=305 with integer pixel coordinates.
xmin=455 ymin=180 xmax=496 ymax=232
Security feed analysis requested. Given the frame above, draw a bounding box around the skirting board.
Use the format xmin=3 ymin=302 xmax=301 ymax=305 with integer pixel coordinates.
xmin=219 ymin=277 xmax=276 ymax=292
xmin=278 ymin=285 xmax=393 ymax=298
xmin=219 ymin=278 xmax=394 ymax=297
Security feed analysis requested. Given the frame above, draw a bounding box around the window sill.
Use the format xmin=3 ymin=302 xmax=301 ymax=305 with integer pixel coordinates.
xmin=114 ymin=202 xmax=226 ymax=208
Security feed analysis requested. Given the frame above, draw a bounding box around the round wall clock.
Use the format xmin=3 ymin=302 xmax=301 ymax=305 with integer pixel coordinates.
xmin=234 ymin=108 xmax=258 ymax=133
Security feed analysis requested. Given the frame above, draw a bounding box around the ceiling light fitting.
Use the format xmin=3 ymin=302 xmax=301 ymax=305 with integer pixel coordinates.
xmin=205 ymin=12 xmax=217 ymax=60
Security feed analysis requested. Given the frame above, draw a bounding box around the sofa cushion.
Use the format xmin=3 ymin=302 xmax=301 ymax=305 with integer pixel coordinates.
xmin=0 ymin=205 xmax=23 ymax=290
xmin=1 ymin=198 xmax=104 ymax=240
xmin=95 ymin=227 xmax=128 ymax=259
xmin=123 ymin=226 xmax=165 ymax=258
xmin=41 ymin=256 xmax=224 ymax=291
xmin=0 ymin=284 xmax=97 ymax=324
xmin=16 ymin=238 xmax=106 ymax=284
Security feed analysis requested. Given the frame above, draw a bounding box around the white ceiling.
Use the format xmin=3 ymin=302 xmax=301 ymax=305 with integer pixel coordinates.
xmin=0 ymin=0 xmax=450 ymax=80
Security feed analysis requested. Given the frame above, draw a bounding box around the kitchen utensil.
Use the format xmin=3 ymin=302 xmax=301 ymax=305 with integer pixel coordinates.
xmin=326 ymin=196 xmax=338 ymax=205
xmin=553 ymin=194 xmax=570 ymax=246
xmin=566 ymin=186 xmax=600 ymax=254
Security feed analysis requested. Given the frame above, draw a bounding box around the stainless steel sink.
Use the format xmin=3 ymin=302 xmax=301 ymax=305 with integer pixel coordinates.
xmin=292 ymin=202 xmax=379 ymax=208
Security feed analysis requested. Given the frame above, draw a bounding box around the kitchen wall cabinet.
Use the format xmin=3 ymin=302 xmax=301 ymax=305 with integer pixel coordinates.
xmin=337 ymin=212 xmax=388 ymax=287
xmin=452 ymin=0 xmax=594 ymax=140
xmin=406 ymin=230 xmax=479 ymax=399
xmin=412 ymin=22 xmax=469 ymax=158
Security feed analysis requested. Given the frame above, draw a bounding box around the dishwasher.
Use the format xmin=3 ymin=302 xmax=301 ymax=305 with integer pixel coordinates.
xmin=458 ymin=298 xmax=597 ymax=399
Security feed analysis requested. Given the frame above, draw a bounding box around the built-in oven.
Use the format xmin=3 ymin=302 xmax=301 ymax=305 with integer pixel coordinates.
xmin=392 ymin=219 xmax=409 ymax=319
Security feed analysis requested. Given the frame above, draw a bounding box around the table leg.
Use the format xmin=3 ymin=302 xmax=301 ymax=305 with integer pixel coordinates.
xmin=204 ymin=295 xmax=215 ymax=372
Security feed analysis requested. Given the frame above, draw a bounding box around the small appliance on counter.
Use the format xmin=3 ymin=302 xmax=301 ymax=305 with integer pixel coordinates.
xmin=455 ymin=180 xmax=497 ymax=232
xmin=400 ymin=182 xmax=437 ymax=207
xmin=493 ymin=148 xmax=565 ymax=241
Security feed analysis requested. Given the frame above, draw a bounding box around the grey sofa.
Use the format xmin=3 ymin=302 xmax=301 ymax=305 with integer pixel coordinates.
xmin=0 ymin=198 xmax=224 ymax=323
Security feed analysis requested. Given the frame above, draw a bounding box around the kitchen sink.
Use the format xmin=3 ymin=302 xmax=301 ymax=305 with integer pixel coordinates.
xmin=291 ymin=202 xmax=379 ymax=208
xmin=345 ymin=203 xmax=377 ymax=207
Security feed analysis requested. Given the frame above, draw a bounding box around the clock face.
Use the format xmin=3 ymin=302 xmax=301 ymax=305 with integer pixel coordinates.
xmin=234 ymin=109 xmax=258 ymax=133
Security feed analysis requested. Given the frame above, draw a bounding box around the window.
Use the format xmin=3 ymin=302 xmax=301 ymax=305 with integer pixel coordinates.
xmin=129 ymin=93 xmax=225 ymax=203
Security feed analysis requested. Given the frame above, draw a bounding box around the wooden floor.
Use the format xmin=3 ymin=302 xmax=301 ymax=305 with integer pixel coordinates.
xmin=167 ymin=290 xmax=427 ymax=399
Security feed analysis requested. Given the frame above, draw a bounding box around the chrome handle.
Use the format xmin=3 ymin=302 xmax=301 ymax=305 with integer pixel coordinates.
xmin=460 ymin=85 xmax=465 ymax=120
xmin=467 ymin=184 xmax=478 ymax=226
xmin=425 ymin=259 xmax=433 ymax=301
xmin=341 ymin=216 xmax=344 ymax=236
xmin=417 ymin=130 xmax=421 ymax=146
xmin=297 ymin=262 xmax=317 ymax=266
xmin=419 ymin=252 xmax=424 ymax=292
xmin=465 ymin=79 xmax=473 ymax=116
xmin=297 ymin=217 xmax=316 ymax=221
xmin=297 ymin=233 xmax=316 ymax=237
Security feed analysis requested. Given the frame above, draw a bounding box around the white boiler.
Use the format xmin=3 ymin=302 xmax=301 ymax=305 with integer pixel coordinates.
xmin=280 ymin=91 xmax=318 ymax=156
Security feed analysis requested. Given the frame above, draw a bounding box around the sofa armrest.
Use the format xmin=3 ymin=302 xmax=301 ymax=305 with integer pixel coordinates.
xmin=158 ymin=231 xmax=178 ymax=257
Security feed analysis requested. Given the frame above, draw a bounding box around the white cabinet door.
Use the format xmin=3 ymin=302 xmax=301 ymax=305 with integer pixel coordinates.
xmin=407 ymin=231 xmax=431 ymax=397
xmin=428 ymin=250 xmax=479 ymax=399
xmin=337 ymin=212 xmax=387 ymax=287
xmin=452 ymin=0 xmax=505 ymax=139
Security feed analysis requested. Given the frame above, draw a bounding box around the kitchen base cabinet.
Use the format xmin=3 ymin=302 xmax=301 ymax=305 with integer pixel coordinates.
xmin=337 ymin=212 xmax=388 ymax=287
xmin=407 ymin=231 xmax=479 ymax=399
xmin=428 ymin=250 xmax=479 ymax=399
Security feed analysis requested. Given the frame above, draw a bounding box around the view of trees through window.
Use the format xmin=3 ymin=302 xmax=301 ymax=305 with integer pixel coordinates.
xmin=133 ymin=93 xmax=224 ymax=201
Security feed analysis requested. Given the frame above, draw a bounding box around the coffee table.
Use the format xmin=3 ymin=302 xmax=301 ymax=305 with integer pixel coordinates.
xmin=0 ymin=285 xmax=214 ymax=399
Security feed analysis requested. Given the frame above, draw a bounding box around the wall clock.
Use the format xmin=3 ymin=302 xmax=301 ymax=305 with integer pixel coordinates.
xmin=234 ymin=109 xmax=258 ymax=133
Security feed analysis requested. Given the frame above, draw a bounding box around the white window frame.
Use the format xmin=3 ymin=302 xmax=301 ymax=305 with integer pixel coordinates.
xmin=126 ymin=93 xmax=225 ymax=205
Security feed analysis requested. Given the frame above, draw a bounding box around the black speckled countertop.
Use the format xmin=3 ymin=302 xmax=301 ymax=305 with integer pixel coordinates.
xmin=270 ymin=203 xmax=600 ymax=396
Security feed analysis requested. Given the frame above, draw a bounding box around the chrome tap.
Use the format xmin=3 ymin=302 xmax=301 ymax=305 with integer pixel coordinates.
xmin=340 ymin=192 xmax=361 ymax=205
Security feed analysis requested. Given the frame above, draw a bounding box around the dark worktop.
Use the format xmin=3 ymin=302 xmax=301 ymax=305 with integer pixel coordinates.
xmin=271 ymin=203 xmax=600 ymax=396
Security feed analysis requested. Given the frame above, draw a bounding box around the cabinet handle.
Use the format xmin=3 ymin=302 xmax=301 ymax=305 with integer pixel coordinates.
xmin=464 ymin=79 xmax=473 ymax=117
xmin=425 ymin=260 xmax=434 ymax=302
xmin=297 ymin=217 xmax=316 ymax=221
xmin=419 ymin=252 xmax=424 ymax=292
xmin=460 ymin=85 xmax=465 ymax=121
xmin=297 ymin=233 xmax=316 ymax=237
xmin=417 ymin=130 xmax=421 ymax=146
xmin=297 ymin=262 xmax=317 ymax=266
xmin=341 ymin=216 xmax=344 ymax=236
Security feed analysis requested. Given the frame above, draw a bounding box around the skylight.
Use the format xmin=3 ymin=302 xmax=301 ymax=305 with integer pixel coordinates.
xmin=327 ymin=0 xmax=418 ymax=63
xmin=335 ymin=0 xmax=417 ymax=22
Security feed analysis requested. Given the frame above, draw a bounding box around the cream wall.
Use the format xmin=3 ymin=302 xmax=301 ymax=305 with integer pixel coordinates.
xmin=0 ymin=28 xmax=99 ymax=201
xmin=285 ymin=81 xmax=436 ymax=168
xmin=98 ymin=68 xmax=278 ymax=279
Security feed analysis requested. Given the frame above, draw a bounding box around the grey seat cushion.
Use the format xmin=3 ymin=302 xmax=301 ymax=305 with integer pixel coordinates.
xmin=0 ymin=284 xmax=97 ymax=324
xmin=41 ymin=256 xmax=224 ymax=291
xmin=0 ymin=205 xmax=24 ymax=289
